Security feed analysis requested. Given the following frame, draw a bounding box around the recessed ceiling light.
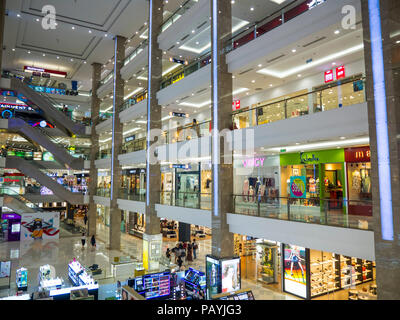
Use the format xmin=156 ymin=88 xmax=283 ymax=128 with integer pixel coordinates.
xmin=56 ymin=56 xmax=60 ymax=59
xmin=258 ymin=64 xmax=262 ymax=67
xmin=105 ymin=34 xmax=108 ymax=37
xmin=334 ymin=30 xmax=340 ymax=34
xmin=250 ymin=7 xmax=254 ymax=11
xmin=84 ymin=61 xmax=87 ymax=64
xmin=340 ymin=136 xmax=346 ymax=140
xmin=89 ymin=30 xmax=92 ymax=33
xmin=192 ymin=30 xmax=195 ymax=33
xmin=72 ymin=26 xmax=75 ymax=30
xmin=297 ymin=74 xmax=301 ymax=77
xmin=332 ymin=62 xmax=336 ymax=65
xmin=28 ymin=51 xmax=31 ymax=54
xmin=17 ymin=14 xmax=21 ymax=18
xmin=12 ymin=48 xmax=15 ymax=51
xmin=292 ymin=49 xmax=297 ymax=53
xmin=71 ymin=59 xmax=74 ymax=62
xmin=251 ymin=80 xmax=255 ymax=83
xmin=42 ymin=53 xmax=46 ymax=56
xmin=269 ymin=84 xmax=273 ymax=87
xmin=176 ymin=41 xmax=180 ymax=44
xmin=35 ymin=18 xmax=39 ymax=22
xmin=231 ymin=0 xmax=235 ymax=3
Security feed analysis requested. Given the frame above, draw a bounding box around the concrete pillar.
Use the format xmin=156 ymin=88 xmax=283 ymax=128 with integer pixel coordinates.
xmin=109 ymin=35 xmax=126 ymax=250
xmin=0 ymin=0 xmax=5 ymax=78
xmin=210 ymin=0 xmax=234 ymax=258
xmin=178 ymin=222 xmax=191 ymax=243
xmin=88 ymin=63 xmax=102 ymax=237
xmin=361 ymin=0 xmax=400 ymax=299
xmin=66 ymin=203 xmax=74 ymax=224
xmin=143 ymin=0 xmax=163 ymax=271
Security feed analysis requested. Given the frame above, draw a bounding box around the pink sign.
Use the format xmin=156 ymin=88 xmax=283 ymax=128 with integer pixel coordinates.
xmin=243 ymin=157 xmax=265 ymax=168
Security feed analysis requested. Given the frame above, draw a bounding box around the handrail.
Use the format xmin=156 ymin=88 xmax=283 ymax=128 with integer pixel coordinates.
xmin=0 ymin=186 xmax=45 ymax=212
xmin=160 ymin=0 xmax=197 ymax=32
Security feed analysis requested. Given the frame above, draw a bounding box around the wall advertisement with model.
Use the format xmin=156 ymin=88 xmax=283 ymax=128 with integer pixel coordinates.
xmin=283 ymin=244 xmax=307 ymax=299
xmin=21 ymin=212 xmax=60 ymax=241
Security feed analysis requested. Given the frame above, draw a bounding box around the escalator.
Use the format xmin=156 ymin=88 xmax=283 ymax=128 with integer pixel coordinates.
xmin=7 ymin=117 xmax=85 ymax=170
xmin=8 ymin=77 xmax=88 ymax=137
xmin=4 ymin=157 xmax=85 ymax=204
xmin=1 ymin=187 xmax=42 ymax=214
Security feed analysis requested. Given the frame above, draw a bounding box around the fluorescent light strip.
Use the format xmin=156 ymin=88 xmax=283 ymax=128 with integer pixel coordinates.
xmin=368 ymin=0 xmax=393 ymax=241
xmin=123 ymin=127 xmax=140 ymax=135
xmin=179 ymin=100 xmax=211 ymax=108
xmin=265 ymin=137 xmax=370 ymax=153
xmin=124 ymin=87 xmax=144 ymax=100
xmin=257 ymin=44 xmax=364 ymax=78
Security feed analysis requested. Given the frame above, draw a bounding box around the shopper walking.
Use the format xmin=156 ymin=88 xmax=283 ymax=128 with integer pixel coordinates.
xmin=83 ymin=213 xmax=88 ymax=226
xmin=81 ymin=233 xmax=86 ymax=249
xmin=192 ymin=239 xmax=198 ymax=259
xmin=90 ymin=235 xmax=96 ymax=251
xmin=177 ymin=256 xmax=184 ymax=271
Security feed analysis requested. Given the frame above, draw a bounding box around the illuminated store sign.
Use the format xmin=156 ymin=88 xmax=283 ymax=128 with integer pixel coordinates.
xmin=24 ymin=66 xmax=67 ymax=78
xmin=336 ymin=66 xmax=346 ymax=80
xmin=232 ymin=100 xmax=240 ymax=110
xmin=324 ymin=70 xmax=334 ymax=83
xmin=300 ymin=152 xmax=319 ymax=164
xmin=0 ymin=103 xmax=33 ymax=111
xmin=242 ymin=157 xmax=265 ymax=168
xmin=307 ymin=0 xmax=325 ymax=10
xmin=28 ymin=85 xmax=66 ymax=95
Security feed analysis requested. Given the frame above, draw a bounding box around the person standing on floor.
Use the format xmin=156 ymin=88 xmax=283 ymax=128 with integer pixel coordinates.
xmin=90 ymin=235 xmax=96 ymax=250
xmin=81 ymin=233 xmax=86 ymax=249
xmin=187 ymin=243 xmax=193 ymax=264
xmin=166 ymin=247 xmax=171 ymax=261
xmin=83 ymin=213 xmax=88 ymax=226
xmin=177 ymin=256 xmax=184 ymax=270
xmin=192 ymin=239 xmax=198 ymax=259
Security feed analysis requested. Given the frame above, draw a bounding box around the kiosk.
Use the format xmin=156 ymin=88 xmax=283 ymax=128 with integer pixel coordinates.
xmin=16 ymin=267 xmax=28 ymax=291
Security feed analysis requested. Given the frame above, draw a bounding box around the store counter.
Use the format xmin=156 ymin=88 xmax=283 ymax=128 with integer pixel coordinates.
xmin=0 ymin=294 xmax=30 ymax=300
xmin=111 ymin=260 xmax=137 ymax=278
xmin=40 ymin=278 xmax=63 ymax=291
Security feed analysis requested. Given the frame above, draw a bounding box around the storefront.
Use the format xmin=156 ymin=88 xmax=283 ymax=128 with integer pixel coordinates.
xmin=280 ymin=149 xmax=346 ymax=220
xmin=282 ymin=243 xmax=376 ymax=300
xmin=96 ymin=205 xmax=110 ymax=227
xmin=234 ymin=155 xmax=280 ymax=203
xmin=345 ymin=146 xmax=372 ymax=217
xmin=234 ymin=235 xmax=280 ymax=291
xmin=174 ymin=164 xmax=200 ymax=205
xmin=97 ymin=171 xmax=111 ymax=190
xmin=121 ymin=169 xmax=146 ymax=197
xmin=0 ymin=173 xmax=25 ymax=195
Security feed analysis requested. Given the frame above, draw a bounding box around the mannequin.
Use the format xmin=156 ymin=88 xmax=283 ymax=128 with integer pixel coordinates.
xmin=243 ymin=179 xmax=249 ymax=202
xmin=249 ymin=186 xmax=255 ymax=202
xmin=258 ymin=184 xmax=266 ymax=202
xmin=255 ymin=177 xmax=261 ymax=196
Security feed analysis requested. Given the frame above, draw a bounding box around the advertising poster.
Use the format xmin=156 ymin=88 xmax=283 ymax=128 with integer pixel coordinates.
xmin=290 ymin=176 xmax=307 ymax=199
xmin=283 ymin=244 xmax=307 ymax=298
xmin=206 ymin=256 xmax=221 ymax=299
xmin=0 ymin=261 xmax=11 ymax=278
xmin=221 ymin=258 xmax=241 ymax=293
xmin=20 ymin=212 xmax=60 ymax=241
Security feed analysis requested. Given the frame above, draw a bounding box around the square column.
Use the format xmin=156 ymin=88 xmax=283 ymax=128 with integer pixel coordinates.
xmin=88 ymin=62 xmax=102 ymax=237
xmin=361 ymin=0 xmax=400 ymax=299
xmin=210 ymin=0 xmax=234 ymax=258
xmin=109 ymin=35 xmax=126 ymax=250
xmin=144 ymin=0 xmax=163 ymax=270
xmin=0 ymin=0 xmax=5 ymax=77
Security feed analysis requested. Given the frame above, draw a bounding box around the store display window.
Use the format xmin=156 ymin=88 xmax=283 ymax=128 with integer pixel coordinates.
xmin=345 ymin=146 xmax=372 ymax=216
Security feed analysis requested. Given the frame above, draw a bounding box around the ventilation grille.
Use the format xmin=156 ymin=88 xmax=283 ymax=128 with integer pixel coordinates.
xmin=167 ymin=45 xmax=175 ymax=51
xmin=197 ymin=21 xmax=207 ymax=29
xmin=180 ymin=95 xmax=190 ymax=101
xmin=302 ymin=36 xmax=326 ymax=48
xmin=267 ymin=54 xmax=285 ymax=63
xmin=196 ymin=88 xmax=207 ymax=94
xmin=239 ymin=68 xmax=253 ymax=75
xmin=180 ymin=34 xmax=190 ymax=41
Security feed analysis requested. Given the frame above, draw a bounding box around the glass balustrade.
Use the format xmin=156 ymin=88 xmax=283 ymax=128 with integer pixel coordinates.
xmin=233 ymin=195 xmax=373 ymax=231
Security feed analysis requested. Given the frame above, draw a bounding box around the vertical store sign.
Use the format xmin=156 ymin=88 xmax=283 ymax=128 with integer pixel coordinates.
xmin=282 ymin=244 xmax=307 ymax=299
xmin=336 ymin=66 xmax=346 ymax=80
xmin=324 ymin=70 xmax=334 ymax=83
xmin=368 ymin=0 xmax=393 ymax=240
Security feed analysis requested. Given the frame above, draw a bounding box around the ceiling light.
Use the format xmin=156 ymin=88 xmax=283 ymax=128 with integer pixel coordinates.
xmin=334 ymin=30 xmax=340 ymax=34
xmin=231 ymin=0 xmax=235 ymax=3
xmin=28 ymin=51 xmax=31 ymax=54
xmin=12 ymin=48 xmax=15 ymax=51
xmin=176 ymin=41 xmax=180 ymax=44
xmin=42 ymin=53 xmax=46 ymax=56
xmin=250 ymin=7 xmax=254 ymax=11
xmin=251 ymin=80 xmax=255 ymax=83
xmin=89 ymin=30 xmax=92 ymax=33
xmin=56 ymin=56 xmax=60 ymax=59
xmin=258 ymin=64 xmax=262 ymax=67
xmin=72 ymin=26 xmax=75 ymax=30
xmin=105 ymin=34 xmax=108 ymax=37
xmin=84 ymin=61 xmax=87 ymax=64
xmin=292 ymin=49 xmax=297 ymax=53
xmin=35 ymin=18 xmax=39 ymax=22
xmin=192 ymin=30 xmax=195 ymax=33
xmin=297 ymin=74 xmax=301 ymax=77
xmin=17 ymin=14 xmax=21 ymax=17
xmin=71 ymin=59 xmax=74 ymax=62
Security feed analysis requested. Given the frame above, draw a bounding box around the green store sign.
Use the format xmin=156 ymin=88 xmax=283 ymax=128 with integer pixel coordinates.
xmin=280 ymin=149 xmax=345 ymax=166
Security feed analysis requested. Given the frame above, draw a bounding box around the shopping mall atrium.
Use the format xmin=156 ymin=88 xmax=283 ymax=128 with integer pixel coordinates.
xmin=0 ymin=0 xmax=398 ymax=302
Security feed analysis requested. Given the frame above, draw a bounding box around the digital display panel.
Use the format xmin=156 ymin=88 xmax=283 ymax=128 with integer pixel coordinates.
xmin=221 ymin=258 xmax=241 ymax=293
xmin=135 ymin=271 xmax=170 ymax=300
xmin=283 ymin=244 xmax=307 ymax=298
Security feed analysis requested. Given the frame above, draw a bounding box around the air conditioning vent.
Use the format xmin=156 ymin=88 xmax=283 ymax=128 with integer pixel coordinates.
xmin=197 ymin=21 xmax=207 ymax=29
xmin=167 ymin=45 xmax=175 ymax=51
xmin=302 ymin=36 xmax=326 ymax=48
xmin=181 ymin=34 xmax=190 ymax=41
xmin=255 ymin=88 xmax=263 ymax=91
xmin=180 ymin=95 xmax=190 ymax=101
xmin=239 ymin=68 xmax=253 ymax=75
xmin=196 ymin=88 xmax=207 ymax=94
xmin=267 ymin=54 xmax=285 ymax=63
